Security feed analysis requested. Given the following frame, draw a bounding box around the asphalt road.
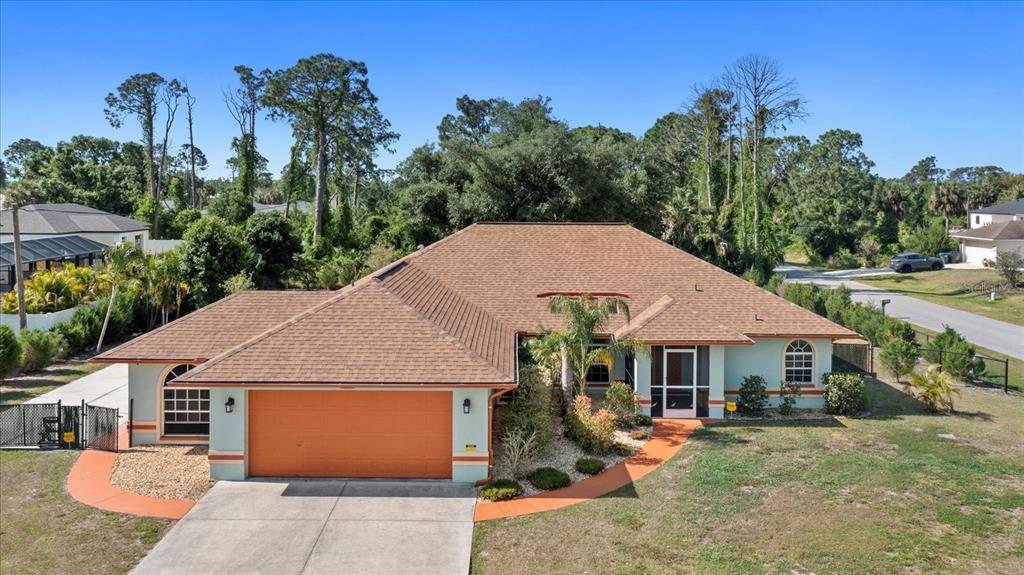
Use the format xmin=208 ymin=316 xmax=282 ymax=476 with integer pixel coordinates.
xmin=779 ymin=265 xmax=1024 ymax=360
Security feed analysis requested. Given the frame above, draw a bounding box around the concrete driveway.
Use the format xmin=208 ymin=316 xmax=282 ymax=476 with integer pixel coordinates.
xmin=26 ymin=363 xmax=128 ymax=414
xmin=132 ymin=480 xmax=477 ymax=575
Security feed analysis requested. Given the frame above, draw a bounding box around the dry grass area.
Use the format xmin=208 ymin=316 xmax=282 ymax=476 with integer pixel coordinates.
xmin=0 ymin=450 xmax=171 ymax=575
xmin=110 ymin=444 xmax=213 ymax=500
xmin=473 ymin=379 xmax=1024 ymax=575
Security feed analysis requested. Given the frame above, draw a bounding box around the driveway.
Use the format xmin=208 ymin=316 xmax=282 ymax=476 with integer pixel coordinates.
xmin=26 ymin=363 xmax=128 ymax=414
xmin=779 ymin=265 xmax=1024 ymax=359
xmin=132 ymin=480 xmax=477 ymax=575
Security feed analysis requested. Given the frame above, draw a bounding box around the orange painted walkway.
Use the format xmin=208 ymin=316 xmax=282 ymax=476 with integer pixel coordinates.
xmin=474 ymin=419 xmax=701 ymax=522
xmin=67 ymin=424 xmax=195 ymax=519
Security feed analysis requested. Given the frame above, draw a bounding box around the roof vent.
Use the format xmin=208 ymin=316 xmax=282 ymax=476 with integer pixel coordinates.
xmin=417 ymin=244 xmax=425 ymax=250
xmin=753 ymin=313 xmax=763 ymax=321
xmin=694 ymin=283 xmax=702 ymax=292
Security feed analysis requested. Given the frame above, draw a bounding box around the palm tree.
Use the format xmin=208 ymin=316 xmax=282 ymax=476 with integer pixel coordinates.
xmin=930 ymin=181 xmax=964 ymax=232
xmin=527 ymin=294 xmax=648 ymax=400
xmin=96 ymin=243 xmax=144 ymax=352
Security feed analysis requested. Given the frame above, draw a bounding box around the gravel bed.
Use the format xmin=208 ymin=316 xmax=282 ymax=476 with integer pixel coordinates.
xmin=489 ymin=420 xmax=653 ymax=498
xmin=109 ymin=445 xmax=213 ymax=501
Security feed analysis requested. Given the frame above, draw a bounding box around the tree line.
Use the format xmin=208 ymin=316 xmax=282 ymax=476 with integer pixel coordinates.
xmin=3 ymin=52 xmax=1022 ymax=294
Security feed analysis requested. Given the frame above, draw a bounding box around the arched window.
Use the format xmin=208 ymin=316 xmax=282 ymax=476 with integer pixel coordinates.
xmin=784 ymin=340 xmax=815 ymax=385
xmin=162 ymin=364 xmax=209 ymax=436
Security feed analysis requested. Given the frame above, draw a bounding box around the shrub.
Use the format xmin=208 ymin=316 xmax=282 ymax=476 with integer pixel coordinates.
xmin=904 ymin=364 xmax=960 ymax=412
xmin=506 ymin=366 xmax=553 ymax=450
xmin=880 ymin=338 xmax=919 ymax=383
xmin=859 ymin=237 xmax=882 ymax=268
xmin=994 ymin=251 xmax=1023 ymax=287
xmin=566 ymin=395 xmax=617 ymax=454
xmin=628 ymin=429 xmax=650 ymax=441
xmin=575 ymin=457 xmax=606 ymax=475
xmin=501 ymin=427 xmax=538 ymax=479
xmin=603 ymin=381 xmax=639 ymax=426
xmin=828 ymin=248 xmax=859 ymax=270
xmin=823 ymin=372 xmax=866 ymax=415
xmin=527 ymin=467 xmax=571 ymax=490
xmin=737 ymin=375 xmax=769 ymax=415
xmin=0 ymin=325 xmax=21 ymax=378
xmin=778 ymin=380 xmax=802 ymax=415
xmin=635 ymin=414 xmax=653 ymax=426
xmin=924 ymin=326 xmax=986 ymax=380
xmin=479 ymin=479 xmax=523 ymax=501
xmin=19 ymin=329 xmax=60 ymax=372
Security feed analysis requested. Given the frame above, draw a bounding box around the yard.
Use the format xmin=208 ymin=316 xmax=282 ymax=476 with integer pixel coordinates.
xmin=0 ymin=359 xmax=103 ymax=404
xmin=472 ymin=379 xmax=1024 ymax=574
xmin=859 ymin=269 xmax=1023 ymax=326
xmin=0 ymin=450 xmax=172 ymax=575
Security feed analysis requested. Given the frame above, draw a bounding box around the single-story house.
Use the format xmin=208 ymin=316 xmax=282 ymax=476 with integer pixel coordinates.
xmin=93 ymin=223 xmax=857 ymax=484
xmin=0 ymin=235 xmax=107 ymax=292
xmin=953 ymin=197 xmax=1024 ymax=265
xmin=1 ymin=203 xmax=151 ymax=247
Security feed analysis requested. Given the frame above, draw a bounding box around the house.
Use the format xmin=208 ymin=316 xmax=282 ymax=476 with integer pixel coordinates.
xmin=953 ymin=198 xmax=1024 ymax=265
xmin=0 ymin=235 xmax=107 ymax=292
xmin=93 ymin=223 xmax=857 ymax=484
xmin=1 ymin=203 xmax=150 ymax=247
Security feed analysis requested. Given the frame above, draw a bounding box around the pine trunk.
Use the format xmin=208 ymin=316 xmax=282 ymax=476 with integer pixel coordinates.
xmin=313 ymin=129 xmax=327 ymax=240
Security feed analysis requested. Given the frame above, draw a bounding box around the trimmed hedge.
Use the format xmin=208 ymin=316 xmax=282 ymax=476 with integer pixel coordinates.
xmin=575 ymin=457 xmax=606 ymax=475
xmin=0 ymin=325 xmax=21 ymax=378
xmin=19 ymin=329 xmax=61 ymax=373
xmin=823 ymin=372 xmax=867 ymax=415
xmin=479 ymin=479 xmax=523 ymax=501
xmin=527 ymin=467 xmax=571 ymax=490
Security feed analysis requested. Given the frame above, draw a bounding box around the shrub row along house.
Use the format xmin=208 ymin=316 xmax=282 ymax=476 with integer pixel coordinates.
xmin=93 ymin=223 xmax=857 ymax=483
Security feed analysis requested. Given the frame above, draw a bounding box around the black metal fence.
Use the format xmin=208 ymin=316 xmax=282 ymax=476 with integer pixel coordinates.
xmin=833 ymin=341 xmax=875 ymax=375
xmin=920 ymin=346 xmax=1010 ymax=394
xmin=0 ymin=401 xmax=119 ymax=451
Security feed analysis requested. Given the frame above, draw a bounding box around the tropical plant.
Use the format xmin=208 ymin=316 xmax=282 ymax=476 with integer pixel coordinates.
xmin=19 ymin=329 xmax=61 ymax=372
xmin=566 ymin=395 xmax=617 ymax=454
xmin=879 ymin=338 xmax=919 ymax=383
xmin=859 ymin=236 xmax=882 ymax=268
xmin=778 ymin=380 xmax=802 ymax=415
xmin=527 ymin=294 xmax=647 ymax=399
xmin=904 ymin=364 xmax=960 ymax=412
xmin=479 ymin=479 xmax=522 ymax=502
xmin=603 ymin=380 xmax=640 ymax=426
xmin=505 ymin=366 xmax=553 ymax=449
xmin=1 ymin=264 xmax=109 ymax=314
xmin=0 ymin=325 xmax=22 ymax=378
xmin=96 ymin=243 xmax=144 ymax=352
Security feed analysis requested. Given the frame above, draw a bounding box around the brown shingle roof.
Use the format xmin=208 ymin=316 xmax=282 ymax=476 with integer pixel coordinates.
xmin=952 ymin=220 xmax=1024 ymax=241
xmin=613 ymin=295 xmax=754 ymax=344
xmin=173 ymin=281 xmax=513 ymax=386
xmin=93 ymin=291 xmax=336 ymax=363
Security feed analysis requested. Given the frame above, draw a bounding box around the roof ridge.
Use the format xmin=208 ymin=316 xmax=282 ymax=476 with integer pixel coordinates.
xmin=613 ymin=295 xmax=674 ymax=339
xmin=175 ymin=282 xmax=372 ymax=381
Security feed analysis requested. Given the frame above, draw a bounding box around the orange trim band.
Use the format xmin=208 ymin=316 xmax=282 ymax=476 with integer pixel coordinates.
xmin=159 ymin=435 xmax=210 ymax=443
xmin=130 ymin=423 xmax=157 ymax=430
xmin=167 ymin=382 xmax=518 ymax=389
xmin=709 ymin=399 xmax=725 ymax=405
xmin=724 ymin=389 xmax=824 ymax=396
xmin=90 ymin=357 xmax=208 ymax=365
xmin=452 ymin=455 xmax=489 ymax=462
xmin=208 ymin=454 xmax=244 ymax=462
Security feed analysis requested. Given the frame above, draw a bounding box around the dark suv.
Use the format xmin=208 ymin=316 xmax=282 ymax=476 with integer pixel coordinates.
xmin=889 ymin=252 xmax=944 ymax=273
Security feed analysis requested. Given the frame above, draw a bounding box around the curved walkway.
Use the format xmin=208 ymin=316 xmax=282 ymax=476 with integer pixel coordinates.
xmin=67 ymin=425 xmax=195 ymax=519
xmin=474 ymin=418 xmax=701 ymax=522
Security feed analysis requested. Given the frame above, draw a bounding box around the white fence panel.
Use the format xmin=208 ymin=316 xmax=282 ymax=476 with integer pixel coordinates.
xmin=1 ymin=301 xmax=101 ymax=333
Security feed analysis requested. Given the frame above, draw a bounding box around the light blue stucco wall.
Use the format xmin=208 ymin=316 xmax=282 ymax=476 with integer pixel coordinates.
xmin=209 ymin=388 xmax=246 ymax=481
xmin=635 ymin=352 xmax=652 ymax=416
xmin=723 ymin=338 xmax=833 ymax=407
xmin=451 ymin=388 xmax=490 ymax=483
xmin=611 ymin=348 xmax=627 ymax=382
xmin=127 ymin=363 xmax=167 ymax=445
xmin=709 ymin=346 xmax=725 ymax=419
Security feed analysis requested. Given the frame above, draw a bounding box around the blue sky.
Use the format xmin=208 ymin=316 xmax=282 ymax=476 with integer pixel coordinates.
xmin=2 ymin=1 xmax=1022 ymax=180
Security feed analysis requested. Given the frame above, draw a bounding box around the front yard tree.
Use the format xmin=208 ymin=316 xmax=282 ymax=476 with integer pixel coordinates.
xmin=529 ymin=294 xmax=646 ymax=401
xmin=96 ymin=243 xmax=144 ymax=352
xmin=243 ymin=211 xmax=301 ymax=288
xmin=263 ymin=54 xmax=388 ymax=241
xmin=879 ymin=338 xmax=919 ymax=383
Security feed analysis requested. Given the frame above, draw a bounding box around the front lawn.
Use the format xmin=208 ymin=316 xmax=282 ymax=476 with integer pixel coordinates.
xmin=0 ymin=359 xmax=104 ymax=404
xmin=0 ymin=450 xmax=171 ymax=575
xmin=472 ymin=379 xmax=1024 ymax=574
xmin=859 ymin=269 xmax=1023 ymax=326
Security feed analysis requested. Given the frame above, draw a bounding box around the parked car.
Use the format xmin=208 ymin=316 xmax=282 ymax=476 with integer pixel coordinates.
xmin=889 ymin=252 xmax=944 ymax=273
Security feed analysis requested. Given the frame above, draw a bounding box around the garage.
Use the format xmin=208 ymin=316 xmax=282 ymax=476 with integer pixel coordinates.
xmin=247 ymin=390 xmax=452 ymax=478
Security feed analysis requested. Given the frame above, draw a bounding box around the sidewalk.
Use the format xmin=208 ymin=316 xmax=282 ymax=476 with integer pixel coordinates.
xmin=25 ymin=363 xmax=129 ymax=415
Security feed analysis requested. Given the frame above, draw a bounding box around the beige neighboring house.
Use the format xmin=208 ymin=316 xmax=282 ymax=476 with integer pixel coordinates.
xmin=953 ymin=198 xmax=1024 ymax=265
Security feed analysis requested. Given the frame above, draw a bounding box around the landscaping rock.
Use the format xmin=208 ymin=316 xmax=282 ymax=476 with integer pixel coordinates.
xmin=109 ymin=445 xmax=213 ymax=501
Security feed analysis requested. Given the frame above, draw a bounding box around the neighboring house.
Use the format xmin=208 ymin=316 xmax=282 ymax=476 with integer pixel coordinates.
xmin=93 ymin=223 xmax=856 ymax=484
xmin=0 ymin=235 xmax=107 ymax=292
xmin=953 ymin=198 xmax=1024 ymax=265
xmin=1 ymin=203 xmax=150 ymax=247
xmin=253 ymin=200 xmax=313 ymax=215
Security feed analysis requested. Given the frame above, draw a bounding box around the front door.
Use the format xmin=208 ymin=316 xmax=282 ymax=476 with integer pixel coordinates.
xmin=660 ymin=348 xmax=697 ymax=418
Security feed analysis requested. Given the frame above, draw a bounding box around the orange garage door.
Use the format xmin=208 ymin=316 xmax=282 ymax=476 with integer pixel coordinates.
xmin=248 ymin=390 xmax=452 ymax=478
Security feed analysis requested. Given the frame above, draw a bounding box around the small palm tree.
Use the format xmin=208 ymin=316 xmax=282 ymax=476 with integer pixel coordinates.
xmin=904 ymin=364 xmax=960 ymax=413
xmin=528 ymin=294 xmax=647 ymax=400
xmin=96 ymin=243 xmax=144 ymax=352
xmin=930 ymin=181 xmax=964 ymax=232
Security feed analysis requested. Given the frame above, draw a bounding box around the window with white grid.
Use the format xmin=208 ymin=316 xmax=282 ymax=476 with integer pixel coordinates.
xmin=784 ymin=340 xmax=814 ymax=385
xmin=162 ymin=365 xmax=208 ymax=436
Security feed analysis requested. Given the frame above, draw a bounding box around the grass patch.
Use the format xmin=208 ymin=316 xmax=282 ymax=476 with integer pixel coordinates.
xmin=0 ymin=359 xmax=103 ymax=404
xmin=910 ymin=327 xmax=1023 ymax=394
xmin=472 ymin=378 xmax=1024 ymax=575
xmin=860 ymin=269 xmax=1023 ymax=326
xmin=0 ymin=450 xmax=171 ymax=575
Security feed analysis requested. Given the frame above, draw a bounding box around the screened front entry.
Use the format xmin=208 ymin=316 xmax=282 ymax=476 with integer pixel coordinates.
xmin=651 ymin=347 xmax=709 ymax=419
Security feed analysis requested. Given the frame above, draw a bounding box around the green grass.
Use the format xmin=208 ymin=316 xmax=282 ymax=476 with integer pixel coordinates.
xmin=859 ymin=269 xmax=1023 ymax=326
xmin=0 ymin=451 xmax=171 ymax=575
xmin=909 ymin=327 xmax=1023 ymax=395
xmin=0 ymin=359 xmax=103 ymax=404
xmin=472 ymin=379 xmax=1024 ymax=575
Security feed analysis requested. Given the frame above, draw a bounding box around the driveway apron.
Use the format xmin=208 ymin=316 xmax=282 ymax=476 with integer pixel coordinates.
xmin=131 ymin=479 xmax=476 ymax=575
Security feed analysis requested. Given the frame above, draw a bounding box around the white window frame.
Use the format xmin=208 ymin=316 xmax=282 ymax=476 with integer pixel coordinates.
xmin=160 ymin=364 xmax=210 ymax=437
xmin=585 ymin=341 xmax=611 ymax=385
xmin=783 ymin=339 xmax=816 ymax=386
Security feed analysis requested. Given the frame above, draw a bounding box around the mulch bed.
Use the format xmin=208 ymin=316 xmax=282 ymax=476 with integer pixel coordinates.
xmin=109 ymin=445 xmax=213 ymax=501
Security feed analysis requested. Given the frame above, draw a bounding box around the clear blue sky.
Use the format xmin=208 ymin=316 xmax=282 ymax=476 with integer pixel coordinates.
xmin=2 ymin=1 xmax=1022 ymax=180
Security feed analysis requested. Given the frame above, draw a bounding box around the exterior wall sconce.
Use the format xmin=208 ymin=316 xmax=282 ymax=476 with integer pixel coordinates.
xmin=462 ymin=398 xmax=471 ymax=414
xmin=225 ymin=397 xmax=235 ymax=413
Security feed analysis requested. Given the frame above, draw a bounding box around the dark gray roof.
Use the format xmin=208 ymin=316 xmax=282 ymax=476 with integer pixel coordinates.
xmin=973 ymin=198 xmax=1024 ymax=215
xmin=0 ymin=235 xmax=108 ymax=267
xmin=0 ymin=203 xmax=149 ymax=235
xmin=253 ymin=200 xmax=313 ymax=214
xmin=952 ymin=220 xmax=1024 ymax=241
